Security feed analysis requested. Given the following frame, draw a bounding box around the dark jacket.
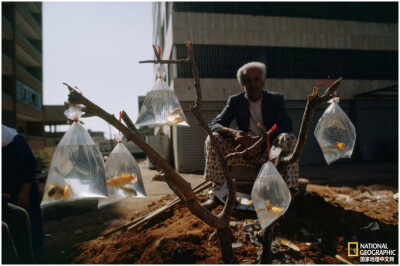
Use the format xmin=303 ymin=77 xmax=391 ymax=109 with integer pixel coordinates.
xmin=2 ymin=135 xmax=38 ymax=202
xmin=2 ymin=135 xmax=43 ymax=256
xmin=209 ymin=91 xmax=292 ymax=137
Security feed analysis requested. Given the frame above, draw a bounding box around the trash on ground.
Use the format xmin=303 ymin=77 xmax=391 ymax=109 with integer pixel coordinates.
xmin=335 ymin=254 xmax=353 ymax=264
xmin=232 ymin=242 xmax=244 ymax=249
xmin=361 ymin=221 xmax=380 ymax=231
xmin=280 ymin=239 xmax=300 ymax=252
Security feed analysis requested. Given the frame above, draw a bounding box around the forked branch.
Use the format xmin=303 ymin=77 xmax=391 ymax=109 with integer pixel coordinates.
xmin=64 ymin=83 xmax=229 ymax=230
xmin=276 ymin=78 xmax=342 ymax=172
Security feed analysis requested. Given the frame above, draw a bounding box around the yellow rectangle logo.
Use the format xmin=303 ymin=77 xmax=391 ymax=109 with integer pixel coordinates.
xmin=348 ymin=242 xmax=358 ymax=257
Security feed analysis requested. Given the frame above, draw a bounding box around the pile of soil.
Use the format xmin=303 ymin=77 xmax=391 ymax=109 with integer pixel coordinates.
xmin=37 ymin=184 xmax=398 ymax=264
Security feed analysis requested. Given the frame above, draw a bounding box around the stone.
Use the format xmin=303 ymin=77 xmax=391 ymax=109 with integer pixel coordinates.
xmin=232 ymin=242 xmax=244 ymax=249
xmin=243 ymin=222 xmax=254 ymax=233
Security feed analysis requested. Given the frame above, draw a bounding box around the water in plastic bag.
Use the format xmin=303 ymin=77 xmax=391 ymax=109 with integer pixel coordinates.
xmin=251 ymin=147 xmax=291 ymax=230
xmin=41 ymin=105 xmax=108 ymax=208
xmin=135 ymin=64 xmax=189 ymax=128
xmin=98 ymin=133 xmax=146 ymax=208
xmin=314 ymin=98 xmax=356 ymax=165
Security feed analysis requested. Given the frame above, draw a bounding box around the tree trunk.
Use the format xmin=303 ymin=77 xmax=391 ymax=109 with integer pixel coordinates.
xmin=217 ymin=226 xmax=237 ymax=263
xmin=257 ymin=224 xmax=275 ymax=263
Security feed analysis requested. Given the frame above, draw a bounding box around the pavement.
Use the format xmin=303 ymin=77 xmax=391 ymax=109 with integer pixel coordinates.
xmin=138 ymin=159 xmax=205 ymax=197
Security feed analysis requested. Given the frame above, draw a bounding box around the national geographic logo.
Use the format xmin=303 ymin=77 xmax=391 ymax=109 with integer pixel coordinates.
xmin=348 ymin=242 xmax=397 ymax=263
xmin=348 ymin=242 xmax=359 ymax=257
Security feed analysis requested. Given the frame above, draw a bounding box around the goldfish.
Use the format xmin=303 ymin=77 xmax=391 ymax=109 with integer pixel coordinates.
xmin=266 ymin=200 xmax=272 ymax=210
xmin=120 ymin=186 xmax=137 ymax=197
xmin=165 ymin=116 xmax=185 ymax=125
xmin=271 ymin=206 xmax=284 ymax=215
xmin=64 ymin=183 xmax=72 ymax=198
xmin=322 ymin=142 xmax=346 ymax=152
xmin=255 ymin=202 xmax=284 ymax=216
xmin=168 ymin=108 xmax=183 ymax=117
xmin=107 ymin=174 xmax=137 ymax=188
xmin=47 ymin=184 xmax=71 ymax=200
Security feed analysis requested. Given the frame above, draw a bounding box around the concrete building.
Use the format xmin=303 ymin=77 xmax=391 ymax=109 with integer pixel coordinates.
xmin=152 ymin=2 xmax=398 ymax=172
xmin=2 ymin=2 xmax=44 ymax=149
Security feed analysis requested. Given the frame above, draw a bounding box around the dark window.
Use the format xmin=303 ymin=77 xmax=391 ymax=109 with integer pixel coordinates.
xmin=173 ymin=2 xmax=398 ymax=23
xmin=175 ymin=45 xmax=398 ymax=80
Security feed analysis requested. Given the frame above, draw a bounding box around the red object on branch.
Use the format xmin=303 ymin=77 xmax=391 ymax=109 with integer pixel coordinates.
xmin=267 ymin=124 xmax=277 ymax=160
xmin=119 ymin=111 xmax=122 ymax=122
xmin=316 ymin=75 xmax=335 ymax=92
xmin=74 ymin=86 xmax=83 ymax=94
xmin=157 ymin=45 xmax=161 ymax=57
xmin=316 ymin=75 xmax=337 ymax=102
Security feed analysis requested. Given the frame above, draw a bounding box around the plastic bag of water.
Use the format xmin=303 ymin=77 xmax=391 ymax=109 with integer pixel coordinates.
xmin=251 ymin=146 xmax=291 ymax=230
xmin=98 ymin=133 xmax=146 ymax=208
xmin=135 ymin=64 xmax=189 ymax=128
xmin=40 ymin=105 xmax=108 ymax=208
xmin=314 ymin=97 xmax=356 ymax=165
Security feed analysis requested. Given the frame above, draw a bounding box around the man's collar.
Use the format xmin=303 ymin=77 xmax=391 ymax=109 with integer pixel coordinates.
xmin=244 ymin=92 xmax=263 ymax=104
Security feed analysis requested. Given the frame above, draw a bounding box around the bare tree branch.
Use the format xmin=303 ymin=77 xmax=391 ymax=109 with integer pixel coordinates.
xmin=185 ymin=35 xmax=236 ymax=226
xmin=62 ymin=88 xmax=228 ymax=230
xmin=121 ymin=110 xmax=144 ymax=140
xmin=276 ymin=78 xmax=342 ymax=173
xmin=139 ymin=59 xmax=190 ymax=64
xmin=152 ymin=44 xmax=161 ymax=62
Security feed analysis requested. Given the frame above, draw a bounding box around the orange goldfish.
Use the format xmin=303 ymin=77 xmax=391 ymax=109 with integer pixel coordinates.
xmin=165 ymin=116 xmax=185 ymax=125
xmin=271 ymin=206 xmax=284 ymax=215
xmin=322 ymin=142 xmax=346 ymax=152
xmin=47 ymin=184 xmax=71 ymax=199
xmin=107 ymin=174 xmax=137 ymax=188
xmin=168 ymin=108 xmax=183 ymax=117
xmin=266 ymin=200 xmax=272 ymax=210
xmin=64 ymin=183 xmax=71 ymax=198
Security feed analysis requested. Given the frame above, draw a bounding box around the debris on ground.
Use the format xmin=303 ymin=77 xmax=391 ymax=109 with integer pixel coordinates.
xmin=36 ymin=183 xmax=398 ymax=264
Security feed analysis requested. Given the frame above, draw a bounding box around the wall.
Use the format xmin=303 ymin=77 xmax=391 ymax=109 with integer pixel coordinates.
xmin=173 ymin=99 xmax=398 ymax=173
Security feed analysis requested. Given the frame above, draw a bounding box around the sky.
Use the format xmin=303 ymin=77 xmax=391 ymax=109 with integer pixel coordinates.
xmin=43 ymin=2 xmax=155 ymax=139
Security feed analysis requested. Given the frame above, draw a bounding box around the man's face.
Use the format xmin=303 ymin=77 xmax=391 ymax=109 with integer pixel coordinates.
xmin=242 ymin=68 xmax=265 ymax=102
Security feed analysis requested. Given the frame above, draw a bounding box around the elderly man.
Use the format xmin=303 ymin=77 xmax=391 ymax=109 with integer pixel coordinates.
xmin=202 ymin=62 xmax=299 ymax=209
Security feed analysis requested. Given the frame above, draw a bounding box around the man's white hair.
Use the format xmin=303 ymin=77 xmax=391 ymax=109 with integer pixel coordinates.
xmin=236 ymin=62 xmax=267 ymax=86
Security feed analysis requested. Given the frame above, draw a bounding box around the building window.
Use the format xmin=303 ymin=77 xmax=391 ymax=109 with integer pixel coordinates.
xmin=16 ymin=80 xmax=42 ymax=110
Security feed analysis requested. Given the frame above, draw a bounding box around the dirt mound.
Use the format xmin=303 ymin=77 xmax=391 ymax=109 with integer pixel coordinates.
xmin=71 ymin=196 xmax=258 ymax=264
xmin=69 ymin=185 xmax=398 ymax=264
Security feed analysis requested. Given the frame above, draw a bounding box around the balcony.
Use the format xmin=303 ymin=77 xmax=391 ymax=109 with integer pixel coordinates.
xmin=2 ymin=15 xmax=13 ymax=40
xmin=25 ymin=2 xmax=41 ymax=15
xmin=15 ymin=3 xmax=41 ymax=40
xmin=16 ymin=30 xmax=42 ymax=67
xmin=17 ymin=65 xmax=42 ymax=92
xmin=2 ymin=53 xmax=13 ymax=75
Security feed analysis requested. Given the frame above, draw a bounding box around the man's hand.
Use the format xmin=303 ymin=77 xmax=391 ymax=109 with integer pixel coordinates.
xmin=232 ymin=131 xmax=261 ymax=151
xmin=218 ymin=127 xmax=261 ymax=151
xmin=16 ymin=183 xmax=31 ymax=208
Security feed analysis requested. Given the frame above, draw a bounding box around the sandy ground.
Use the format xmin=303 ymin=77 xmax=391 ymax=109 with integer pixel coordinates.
xmin=35 ymin=161 xmax=398 ymax=264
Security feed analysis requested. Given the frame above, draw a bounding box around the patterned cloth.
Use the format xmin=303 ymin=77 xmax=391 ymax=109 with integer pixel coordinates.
xmin=204 ymin=132 xmax=299 ymax=191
